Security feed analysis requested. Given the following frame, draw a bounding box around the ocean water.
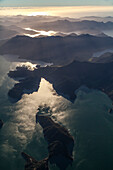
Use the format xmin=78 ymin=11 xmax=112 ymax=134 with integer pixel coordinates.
xmin=0 ymin=55 xmax=113 ymax=170
xmin=92 ymin=49 xmax=113 ymax=58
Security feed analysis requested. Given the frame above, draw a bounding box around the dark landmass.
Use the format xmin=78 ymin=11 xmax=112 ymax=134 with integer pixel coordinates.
xmin=8 ymin=66 xmax=56 ymax=101
xmin=21 ymin=152 xmax=49 ymax=170
xmin=0 ymin=119 xmax=3 ymax=129
xmin=80 ymin=16 xmax=113 ymax=22
xmin=108 ymin=108 xmax=113 ymax=114
xmin=32 ymin=20 xmax=113 ymax=32
xmin=21 ymin=105 xmax=74 ymax=170
xmin=96 ymin=32 xmax=108 ymax=37
xmin=36 ymin=108 xmax=74 ymax=170
xmin=1 ymin=34 xmax=113 ymax=65
xmin=91 ymin=52 xmax=113 ymax=63
xmin=8 ymin=75 xmax=41 ymax=102
xmin=8 ymin=60 xmax=113 ymax=103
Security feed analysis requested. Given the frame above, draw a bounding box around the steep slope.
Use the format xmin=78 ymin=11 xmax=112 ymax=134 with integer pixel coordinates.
xmin=1 ymin=35 xmax=113 ymax=65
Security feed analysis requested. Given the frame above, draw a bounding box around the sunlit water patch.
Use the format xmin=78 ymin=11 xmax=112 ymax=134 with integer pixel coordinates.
xmin=103 ymin=30 xmax=113 ymax=38
xmin=0 ymin=56 xmax=69 ymax=169
xmin=3 ymin=54 xmax=53 ymax=67
xmin=24 ymin=27 xmax=81 ymax=37
xmin=24 ymin=27 xmax=57 ymax=37
xmin=92 ymin=49 xmax=113 ymax=58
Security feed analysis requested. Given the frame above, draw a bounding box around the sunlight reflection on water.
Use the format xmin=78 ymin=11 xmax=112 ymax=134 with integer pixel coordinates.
xmin=3 ymin=78 xmax=69 ymax=150
xmin=24 ymin=27 xmax=57 ymax=37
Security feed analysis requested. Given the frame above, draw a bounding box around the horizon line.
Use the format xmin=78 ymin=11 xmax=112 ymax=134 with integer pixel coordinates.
xmin=1 ymin=5 xmax=113 ymax=7
xmin=1 ymin=6 xmax=113 ymax=17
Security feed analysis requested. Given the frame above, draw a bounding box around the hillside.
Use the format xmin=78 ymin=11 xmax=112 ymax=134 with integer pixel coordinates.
xmin=8 ymin=60 xmax=113 ymax=102
xmin=1 ymin=34 xmax=113 ymax=65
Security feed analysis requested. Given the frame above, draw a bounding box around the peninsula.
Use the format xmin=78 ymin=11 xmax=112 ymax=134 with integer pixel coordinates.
xmin=8 ymin=60 xmax=113 ymax=103
xmin=22 ymin=105 xmax=74 ymax=170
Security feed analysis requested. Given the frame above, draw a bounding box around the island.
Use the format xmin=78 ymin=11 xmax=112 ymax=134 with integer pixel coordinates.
xmin=0 ymin=119 xmax=3 ymax=129
xmin=21 ymin=152 xmax=49 ymax=170
xmin=22 ymin=105 xmax=74 ymax=170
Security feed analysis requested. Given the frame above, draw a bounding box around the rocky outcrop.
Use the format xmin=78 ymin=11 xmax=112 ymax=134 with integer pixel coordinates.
xmin=108 ymin=108 xmax=113 ymax=114
xmin=36 ymin=112 xmax=74 ymax=170
xmin=0 ymin=119 xmax=3 ymax=129
xmin=21 ymin=105 xmax=74 ymax=170
xmin=48 ymin=140 xmax=73 ymax=170
xmin=8 ymin=66 xmax=56 ymax=102
xmin=8 ymin=66 xmax=41 ymax=101
xmin=21 ymin=152 xmax=49 ymax=170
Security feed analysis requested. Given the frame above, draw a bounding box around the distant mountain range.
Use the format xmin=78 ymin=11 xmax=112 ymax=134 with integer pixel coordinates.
xmin=80 ymin=16 xmax=113 ymax=22
xmin=31 ymin=20 xmax=113 ymax=33
xmin=1 ymin=15 xmax=113 ymax=35
xmin=1 ymin=34 xmax=113 ymax=65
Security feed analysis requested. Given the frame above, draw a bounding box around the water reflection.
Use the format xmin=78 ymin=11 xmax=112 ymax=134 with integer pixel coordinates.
xmin=17 ymin=62 xmax=37 ymax=70
xmin=92 ymin=49 xmax=113 ymax=58
xmin=24 ymin=27 xmax=57 ymax=37
xmin=103 ymin=30 xmax=113 ymax=38
xmin=3 ymin=54 xmax=53 ymax=67
xmin=0 ymin=70 xmax=71 ymax=169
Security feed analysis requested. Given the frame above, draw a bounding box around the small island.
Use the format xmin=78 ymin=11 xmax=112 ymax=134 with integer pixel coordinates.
xmin=22 ymin=105 xmax=74 ymax=170
xmin=0 ymin=119 xmax=3 ymax=129
xmin=21 ymin=152 xmax=49 ymax=170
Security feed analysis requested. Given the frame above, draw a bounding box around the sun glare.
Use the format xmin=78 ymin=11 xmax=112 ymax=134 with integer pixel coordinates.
xmin=24 ymin=28 xmax=56 ymax=37
xmin=28 ymin=11 xmax=48 ymax=16
xmin=0 ymin=6 xmax=113 ymax=17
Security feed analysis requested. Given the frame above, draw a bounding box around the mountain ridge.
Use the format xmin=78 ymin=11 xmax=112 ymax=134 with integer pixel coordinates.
xmin=1 ymin=34 xmax=113 ymax=65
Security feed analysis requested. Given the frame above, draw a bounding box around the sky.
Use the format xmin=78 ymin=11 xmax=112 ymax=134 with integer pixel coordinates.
xmin=1 ymin=6 xmax=113 ymax=17
xmin=0 ymin=0 xmax=113 ymax=7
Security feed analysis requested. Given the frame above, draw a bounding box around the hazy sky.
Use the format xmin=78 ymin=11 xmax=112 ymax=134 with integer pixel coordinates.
xmin=0 ymin=0 xmax=113 ymax=7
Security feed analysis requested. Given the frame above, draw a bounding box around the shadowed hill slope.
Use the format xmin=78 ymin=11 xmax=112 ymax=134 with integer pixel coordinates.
xmin=1 ymin=35 xmax=113 ymax=65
